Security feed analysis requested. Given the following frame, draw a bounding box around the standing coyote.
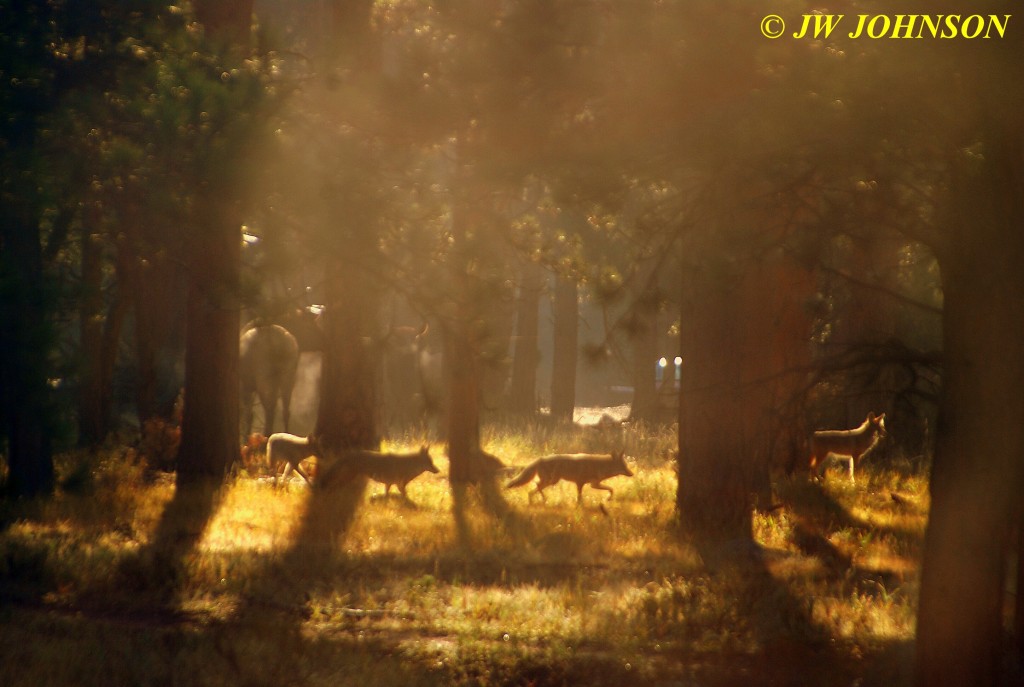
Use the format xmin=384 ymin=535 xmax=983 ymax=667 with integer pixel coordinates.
xmin=268 ymin=432 xmax=320 ymax=486
xmin=809 ymin=412 xmax=887 ymax=484
xmin=505 ymin=452 xmax=634 ymax=505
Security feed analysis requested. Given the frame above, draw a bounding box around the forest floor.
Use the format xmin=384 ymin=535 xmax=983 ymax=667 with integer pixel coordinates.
xmin=0 ymin=420 xmax=928 ymax=686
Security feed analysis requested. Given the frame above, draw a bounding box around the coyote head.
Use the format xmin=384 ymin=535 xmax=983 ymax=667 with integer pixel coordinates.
xmin=417 ymin=445 xmax=440 ymax=474
xmin=867 ymin=412 xmax=888 ymax=438
xmin=612 ymin=451 xmax=634 ymax=477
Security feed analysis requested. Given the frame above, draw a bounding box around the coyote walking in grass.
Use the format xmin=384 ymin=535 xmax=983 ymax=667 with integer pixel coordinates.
xmin=268 ymin=432 xmax=320 ymax=486
xmin=506 ymin=452 xmax=633 ymax=505
xmin=809 ymin=412 xmax=887 ymax=484
xmin=333 ymin=446 xmax=440 ymax=499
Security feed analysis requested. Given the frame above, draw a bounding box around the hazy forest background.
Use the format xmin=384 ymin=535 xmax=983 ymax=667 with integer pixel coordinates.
xmin=1 ymin=1 xmax=1022 ymax=686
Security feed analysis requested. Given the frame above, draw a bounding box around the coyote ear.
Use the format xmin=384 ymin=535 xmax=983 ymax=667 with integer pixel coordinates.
xmin=866 ymin=412 xmax=876 ymax=421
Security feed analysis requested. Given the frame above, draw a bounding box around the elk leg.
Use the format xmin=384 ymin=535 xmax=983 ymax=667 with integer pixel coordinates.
xmin=260 ymin=392 xmax=276 ymax=436
xmin=242 ymin=390 xmax=255 ymax=437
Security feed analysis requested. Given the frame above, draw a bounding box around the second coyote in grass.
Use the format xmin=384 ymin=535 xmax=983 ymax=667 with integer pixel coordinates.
xmin=506 ymin=452 xmax=634 ymax=505
xmin=809 ymin=412 xmax=887 ymax=484
xmin=326 ymin=446 xmax=440 ymax=499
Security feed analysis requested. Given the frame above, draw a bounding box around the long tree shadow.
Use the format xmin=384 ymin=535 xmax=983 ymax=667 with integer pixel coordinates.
xmin=674 ymin=474 xmax=922 ymax=686
xmin=209 ymin=471 xmax=368 ymax=685
xmin=103 ymin=476 xmax=223 ymax=614
xmin=451 ymin=476 xmax=534 ymax=550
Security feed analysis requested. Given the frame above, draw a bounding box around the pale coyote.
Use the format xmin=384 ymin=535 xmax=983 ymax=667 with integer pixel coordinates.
xmin=268 ymin=432 xmax=320 ymax=486
xmin=809 ymin=412 xmax=887 ymax=484
xmin=506 ymin=452 xmax=634 ymax=505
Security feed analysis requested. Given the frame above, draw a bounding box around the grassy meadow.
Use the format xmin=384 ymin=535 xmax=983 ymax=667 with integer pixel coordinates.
xmin=0 ymin=420 xmax=929 ymax=686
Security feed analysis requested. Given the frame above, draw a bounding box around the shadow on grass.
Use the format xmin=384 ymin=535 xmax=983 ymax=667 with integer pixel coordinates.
xmin=98 ymin=476 xmax=223 ymax=614
xmin=451 ymin=477 xmax=529 ymax=549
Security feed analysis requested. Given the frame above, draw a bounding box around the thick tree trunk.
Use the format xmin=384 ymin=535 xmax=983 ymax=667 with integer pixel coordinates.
xmin=78 ymin=218 xmax=105 ymax=446
xmin=629 ymin=303 xmax=660 ymax=424
xmin=677 ymin=273 xmax=754 ymax=542
xmin=914 ymin=134 xmax=1024 ymax=687
xmin=78 ymin=221 xmax=130 ymax=446
xmin=0 ymin=200 xmax=55 ymax=497
xmin=314 ymin=259 xmax=380 ymax=452
xmin=175 ymin=0 xmax=254 ymax=485
xmin=176 ymin=195 xmax=242 ymax=484
xmin=445 ymin=318 xmax=481 ymax=484
xmin=507 ymin=262 xmax=543 ymax=416
xmin=677 ymin=254 xmax=815 ymax=540
xmin=550 ymin=274 xmax=578 ymax=423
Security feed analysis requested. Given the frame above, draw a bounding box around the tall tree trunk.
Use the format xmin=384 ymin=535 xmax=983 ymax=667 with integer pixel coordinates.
xmin=77 ymin=220 xmax=130 ymax=446
xmin=445 ymin=186 xmax=484 ymax=484
xmin=176 ymin=193 xmax=242 ymax=483
xmin=677 ymin=251 xmax=815 ymax=541
xmin=914 ymin=130 xmax=1024 ymax=687
xmin=314 ymin=258 xmax=380 ymax=452
xmin=130 ymin=227 xmax=186 ymax=424
xmin=175 ymin=0 xmax=254 ymax=485
xmin=445 ymin=317 xmax=481 ymax=484
xmin=677 ymin=269 xmax=754 ymax=543
xmin=507 ymin=261 xmax=544 ymax=416
xmin=78 ymin=214 xmax=106 ymax=446
xmin=550 ymin=273 xmax=578 ymax=423
xmin=0 ymin=200 xmax=55 ymax=497
xmin=629 ymin=302 xmax=660 ymax=423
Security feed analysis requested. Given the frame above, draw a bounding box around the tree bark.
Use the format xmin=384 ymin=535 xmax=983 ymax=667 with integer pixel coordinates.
xmin=445 ymin=317 xmax=481 ymax=484
xmin=314 ymin=258 xmax=380 ymax=453
xmin=550 ymin=274 xmax=578 ymax=423
xmin=176 ymin=193 xmax=242 ymax=483
xmin=0 ymin=201 xmax=55 ymax=497
xmin=677 ymin=252 xmax=815 ymax=540
xmin=629 ymin=302 xmax=661 ymax=424
xmin=77 ymin=219 xmax=130 ymax=446
xmin=174 ymin=0 xmax=254 ymax=485
xmin=507 ymin=261 xmax=544 ymax=416
xmin=914 ymin=130 xmax=1024 ymax=687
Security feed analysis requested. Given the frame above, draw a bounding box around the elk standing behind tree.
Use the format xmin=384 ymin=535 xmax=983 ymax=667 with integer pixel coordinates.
xmin=239 ymin=323 xmax=299 ymax=437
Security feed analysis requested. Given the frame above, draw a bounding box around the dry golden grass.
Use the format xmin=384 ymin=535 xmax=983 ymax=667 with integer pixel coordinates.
xmin=0 ymin=424 xmax=929 ymax=687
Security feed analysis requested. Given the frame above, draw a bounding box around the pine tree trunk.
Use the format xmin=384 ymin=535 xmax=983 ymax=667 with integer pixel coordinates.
xmin=176 ymin=193 xmax=242 ymax=484
xmin=445 ymin=318 xmax=481 ymax=484
xmin=78 ymin=218 xmax=106 ymax=446
xmin=629 ymin=304 xmax=660 ymax=423
xmin=550 ymin=274 xmax=578 ymax=423
xmin=914 ymin=133 xmax=1024 ymax=687
xmin=175 ymin=0 xmax=254 ymax=485
xmin=677 ymin=253 xmax=814 ymax=542
xmin=314 ymin=259 xmax=380 ymax=452
xmin=78 ymin=220 xmax=130 ymax=446
xmin=507 ymin=262 xmax=543 ymax=416
xmin=0 ymin=198 xmax=55 ymax=497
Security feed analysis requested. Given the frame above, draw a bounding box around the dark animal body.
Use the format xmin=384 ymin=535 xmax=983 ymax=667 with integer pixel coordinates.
xmin=506 ymin=452 xmax=634 ymax=505
xmin=809 ymin=412 xmax=887 ymax=484
xmin=240 ymin=324 xmax=299 ymax=437
xmin=378 ymin=322 xmax=445 ymax=429
xmin=335 ymin=446 xmax=440 ymax=499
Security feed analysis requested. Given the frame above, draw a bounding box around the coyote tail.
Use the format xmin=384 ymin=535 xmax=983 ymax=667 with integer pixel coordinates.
xmin=505 ymin=460 xmax=541 ymax=489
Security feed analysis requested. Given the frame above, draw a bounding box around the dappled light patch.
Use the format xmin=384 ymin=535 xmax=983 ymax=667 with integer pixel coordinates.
xmin=0 ymin=432 xmax=931 ymax=685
